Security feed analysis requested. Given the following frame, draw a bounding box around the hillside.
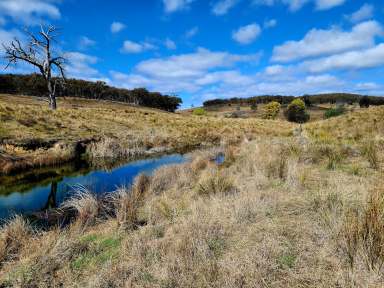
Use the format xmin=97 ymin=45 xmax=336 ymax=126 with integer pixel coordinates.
xmin=1 ymin=102 xmax=383 ymax=287
xmin=0 ymin=94 xmax=293 ymax=175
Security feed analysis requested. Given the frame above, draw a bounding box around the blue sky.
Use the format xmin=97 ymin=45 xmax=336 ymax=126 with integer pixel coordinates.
xmin=1 ymin=0 xmax=384 ymax=107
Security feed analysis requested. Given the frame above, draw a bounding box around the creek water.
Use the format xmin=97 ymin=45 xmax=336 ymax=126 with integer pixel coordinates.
xmin=0 ymin=154 xmax=188 ymax=220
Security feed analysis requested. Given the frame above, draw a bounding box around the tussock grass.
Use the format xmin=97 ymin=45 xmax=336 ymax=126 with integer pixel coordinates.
xmin=62 ymin=186 xmax=100 ymax=228
xmin=341 ymin=186 xmax=384 ymax=272
xmin=0 ymin=216 xmax=32 ymax=266
xmin=110 ymin=174 xmax=150 ymax=230
xmin=196 ymin=168 xmax=237 ymax=196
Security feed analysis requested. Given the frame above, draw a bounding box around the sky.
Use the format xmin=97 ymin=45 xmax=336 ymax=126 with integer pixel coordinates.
xmin=0 ymin=0 xmax=384 ymax=107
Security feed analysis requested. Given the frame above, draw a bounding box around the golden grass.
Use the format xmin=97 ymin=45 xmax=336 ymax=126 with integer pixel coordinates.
xmin=0 ymin=94 xmax=293 ymax=175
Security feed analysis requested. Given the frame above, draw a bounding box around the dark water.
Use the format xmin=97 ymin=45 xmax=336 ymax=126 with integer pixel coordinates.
xmin=0 ymin=154 xmax=187 ymax=220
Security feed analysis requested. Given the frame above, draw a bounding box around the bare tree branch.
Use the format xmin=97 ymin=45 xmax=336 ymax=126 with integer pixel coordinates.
xmin=2 ymin=24 xmax=66 ymax=110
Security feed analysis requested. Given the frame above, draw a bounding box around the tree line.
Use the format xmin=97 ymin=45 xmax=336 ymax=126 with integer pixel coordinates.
xmin=203 ymin=93 xmax=384 ymax=107
xmin=0 ymin=74 xmax=182 ymax=112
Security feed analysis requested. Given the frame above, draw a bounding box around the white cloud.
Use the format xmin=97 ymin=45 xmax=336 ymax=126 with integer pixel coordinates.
xmin=164 ymin=38 xmax=177 ymax=50
xmin=64 ymin=52 xmax=100 ymax=79
xmin=0 ymin=17 xmax=6 ymax=26
xmin=264 ymin=19 xmax=277 ymax=29
xmin=163 ymin=0 xmax=194 ymax=13
xmin=315 ymin=0 xmax=345 ymax=10
xmin=185 ymin=26 xmax=199 ymax=38
xmin=79 ymin=36 xmax=96 ymax=50
xmin=110 ymin=48 xmax=261 ymax=94
xmin=303 ymin=43 xmax=384 ymax=73
xmin=264 ymin=65 xmax=285 ymax=75
xmin=272 ymin=21 xmax=383 ymax=62
xmin=355 ymin=82 xmax=380 ymax=91
xmin=253 ymin=0 xmax=345 ymax=11
xmin=120 ymin=40 xmax=157 ymax=54
xmin=232 ymin=23 xmax=261 ymax=44
xmin=135 ymin=48 xmax=260 ymax=79
xmin=212 ymin=0 xmax=239 ymax=15
xmin=0 ymin=0 xmax=61 ymax=24
xmin=111 ymin=22 xmax=126 ymax=33
xmin=346 ymin=4 xmax=374 ymax=23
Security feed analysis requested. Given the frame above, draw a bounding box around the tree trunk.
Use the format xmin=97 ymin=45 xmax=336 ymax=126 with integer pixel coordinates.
xmin=49 ymin=93 xmax=57 ymax=110
xmin=47 ymin=79 xmax=57 ymax=110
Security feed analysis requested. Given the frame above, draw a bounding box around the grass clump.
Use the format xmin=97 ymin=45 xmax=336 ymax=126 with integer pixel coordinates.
xmin=197 ymin=169 xmax=237 ymax=196
xmin=0 ymin=216 xmax=32 ymax=266
xmin=110 ymin=174 xmax=150 ymax=230
xmin=341 ymin=187 xmax=384 ymax=272
xmin=362 ymin=140 xmax=380 ymax=170
xmin=62 ymin=186 xmax=100 ymax=228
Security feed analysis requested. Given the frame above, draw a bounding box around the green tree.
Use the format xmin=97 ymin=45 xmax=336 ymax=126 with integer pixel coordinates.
xmin=263 ymin=101 xmax=281 ymax=119
xmin=285 ymin=99 xmax=310 ymax=123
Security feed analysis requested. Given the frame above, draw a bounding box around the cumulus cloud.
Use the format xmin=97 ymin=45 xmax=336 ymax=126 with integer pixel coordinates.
xmin=120 ymin=40 xmax=157 ymax=54
xmin=110 ymin=48 xmax=261 ymax=94
xmin=111 ymin=22 xmax=126 ymax=33
xmin=163 ymin=0 xmax=194 ymax=13
xmin=64 ymin=52 xmax=100 ymax=79
xmin=303 ymin=43 xmax=384 ymax=73
xmin=79 ymin=36 xmax=96 ymax=50
xmin=212 ymin=0 xmax=239 ymax=15
xmin=272 ymin=21 xmax=383 ymax=62
xmin=232 ymin=23 xmax=261 ymax=44
xmin=346 ymin=4 xmax=374 ymax=23
xmin=0 ymin=0 xmax=61 ymax=24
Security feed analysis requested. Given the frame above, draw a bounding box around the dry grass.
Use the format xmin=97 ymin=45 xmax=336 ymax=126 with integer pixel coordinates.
xmin=1 ymin=100 xmax=384 ymax=287
xmin=61 ymin=186 xmax=100 ymax=228
xmin=0 ymin=94 xmax=293 ymax=175
xmin=0 ymin=216 xmax=32 ymax=267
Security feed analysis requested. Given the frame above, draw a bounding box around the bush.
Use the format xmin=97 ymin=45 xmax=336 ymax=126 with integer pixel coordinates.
xmin=359 ymin=96 xmax=370 ymax=108
xmin=192 ymin=108 xmax=206 ymax=116
xmin=324 ymin=106 xmax=346 ymax=119
xmin=285 ymin=99 xmax=310 ymax=123
xmin=263 ymin=101 xmax=281 ymax=119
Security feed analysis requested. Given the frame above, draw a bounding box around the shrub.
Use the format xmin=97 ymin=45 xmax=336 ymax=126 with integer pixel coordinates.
xmin=285 ymin=99 xmax=310 ymax=123
xmin=263 ymin=101 xmax=281 ymax=119
xmin=193 ymin=108 xmax=206 ymax=116
xmin=359 ymin=96 xmax=370 ymax=108
xmin=249 ymin=100 xmax=258 ymax=111
xmin=324 ymin=106 xmax=346 ymax=119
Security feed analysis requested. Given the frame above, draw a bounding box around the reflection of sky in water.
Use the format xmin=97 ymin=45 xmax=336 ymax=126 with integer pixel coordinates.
xmin=0 ymin=154 xmax=186 ymax=219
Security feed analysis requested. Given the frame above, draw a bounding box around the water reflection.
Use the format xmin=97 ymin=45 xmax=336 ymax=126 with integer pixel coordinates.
xmin=0 ymin=154 xmax=187 ymax=220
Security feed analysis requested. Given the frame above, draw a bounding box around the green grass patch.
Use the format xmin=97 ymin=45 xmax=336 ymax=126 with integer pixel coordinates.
xmin=71 ymin=234 xmax=122 ymax=271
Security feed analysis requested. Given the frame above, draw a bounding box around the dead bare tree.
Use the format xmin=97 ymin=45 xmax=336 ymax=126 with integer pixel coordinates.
xmin=2 ymin=24 xmax=66 ymax=110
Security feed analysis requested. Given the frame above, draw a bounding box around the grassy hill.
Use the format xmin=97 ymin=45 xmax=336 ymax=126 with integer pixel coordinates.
xmin=1 ymin=95 xmax=384 ymax=287
xmin=0 ymin=94 xmax=292 ymax=175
